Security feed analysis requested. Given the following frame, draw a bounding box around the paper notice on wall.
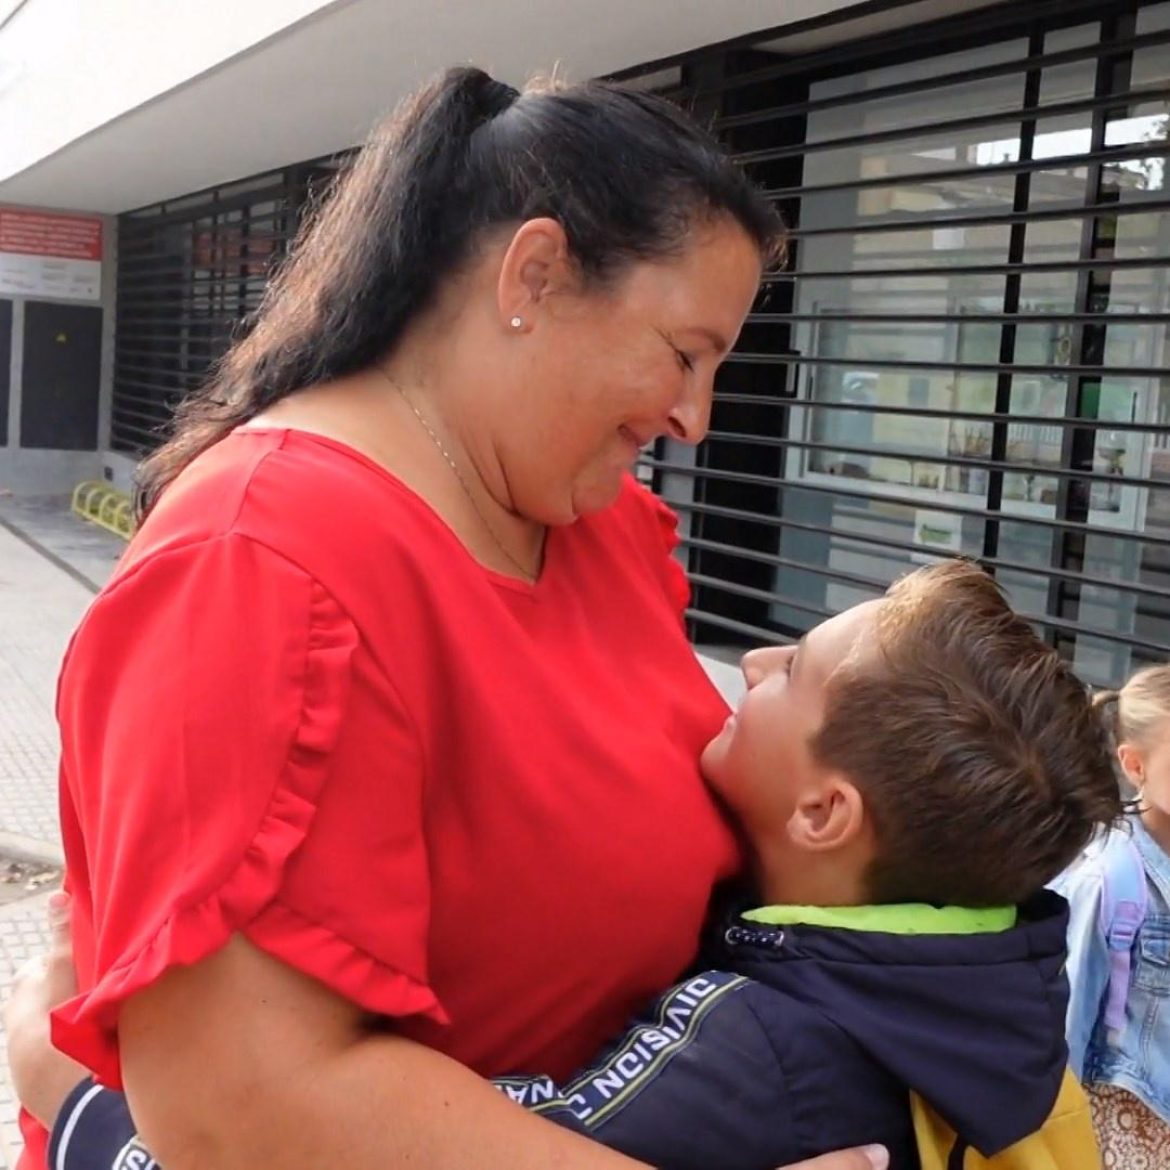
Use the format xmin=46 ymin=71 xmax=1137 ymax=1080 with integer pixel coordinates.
xmin=0 ymin=210 xmax=102 ymax=302
xmin=912 ymin=509 xmax=964 ymax=564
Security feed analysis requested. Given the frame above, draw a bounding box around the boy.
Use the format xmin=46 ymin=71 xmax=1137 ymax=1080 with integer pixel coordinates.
xmin=494 ymin=559 xmax=1121 ymax=1167
xmin=39 ymin=561 xmax=1121 ymax=1169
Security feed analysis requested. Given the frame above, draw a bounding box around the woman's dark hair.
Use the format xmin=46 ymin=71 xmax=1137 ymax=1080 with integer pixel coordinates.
xmin=135 ymin=66 xmax=784 ymax=516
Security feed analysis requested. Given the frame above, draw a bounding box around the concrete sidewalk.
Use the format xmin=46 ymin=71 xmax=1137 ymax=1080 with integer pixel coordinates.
xmin=0 ymin=501 xmax=121 ymax=1167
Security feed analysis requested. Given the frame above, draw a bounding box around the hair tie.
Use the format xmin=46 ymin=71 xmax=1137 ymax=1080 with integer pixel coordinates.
xmin=482 ymin=78 xmax=520 ymax=119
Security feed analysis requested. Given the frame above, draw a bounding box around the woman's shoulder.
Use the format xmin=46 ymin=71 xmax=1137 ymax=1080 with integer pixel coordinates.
xmin=584 ymin=474 xmax=686 ymax=575
xmin=591 ymin=475 xmax=690 ymax=614
xmin=123 ymin=428 xmax=452 ymax=589
xmin=143 ymin=426 xmax=427 ymax=528
xmin=604 ymin=474 xmax=681 ymax=536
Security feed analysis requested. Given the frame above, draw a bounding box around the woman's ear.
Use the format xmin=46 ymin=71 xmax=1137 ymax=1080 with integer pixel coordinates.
xmin=1118 ymin=742 xmax=1145 ymax=789
xmin=496 ymin=217 xmax=574 ymax=330
xmin=786 ymin=777 xmax=867 ymax=854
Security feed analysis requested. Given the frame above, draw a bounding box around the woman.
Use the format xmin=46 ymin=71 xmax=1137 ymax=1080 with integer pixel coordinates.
xmin=13 ymin=67 xmax=884 ymax=1170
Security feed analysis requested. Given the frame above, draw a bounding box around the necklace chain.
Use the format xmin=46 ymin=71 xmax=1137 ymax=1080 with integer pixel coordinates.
xmin=379 ymin=368 xmax=540 ymax=584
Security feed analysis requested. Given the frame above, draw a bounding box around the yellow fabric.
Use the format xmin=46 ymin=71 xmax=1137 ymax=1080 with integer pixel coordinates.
xmin=911 ymin=1069 xmax=1102 ymax=1170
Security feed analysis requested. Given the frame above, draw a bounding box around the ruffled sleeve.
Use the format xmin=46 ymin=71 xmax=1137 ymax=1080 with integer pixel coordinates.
xmin=51 ymin=533 xmax=442 ymax=1087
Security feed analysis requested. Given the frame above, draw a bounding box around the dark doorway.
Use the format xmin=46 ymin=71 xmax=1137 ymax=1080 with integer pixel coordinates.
xmin=20 ymin=301 xmax=102 ymax=451
xmin=0 ymin=300 xmax=12 ymax=447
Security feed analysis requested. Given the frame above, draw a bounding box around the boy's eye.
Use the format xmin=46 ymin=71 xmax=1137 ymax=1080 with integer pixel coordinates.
xmin=675 ymin=349 xmax=695 ymax=373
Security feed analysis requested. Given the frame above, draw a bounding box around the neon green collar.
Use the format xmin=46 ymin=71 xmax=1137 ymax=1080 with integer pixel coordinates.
xmin=741 ymin=903 xmax=1017 ymax=935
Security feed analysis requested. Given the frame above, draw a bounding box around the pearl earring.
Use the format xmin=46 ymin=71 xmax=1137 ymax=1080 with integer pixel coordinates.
xmin=510 ymin=316 xmax=523 ymax=329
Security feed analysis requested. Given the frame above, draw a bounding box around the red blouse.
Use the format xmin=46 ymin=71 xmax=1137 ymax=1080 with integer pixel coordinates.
xmin=33 ymin=429 xmax=737 ymax=1162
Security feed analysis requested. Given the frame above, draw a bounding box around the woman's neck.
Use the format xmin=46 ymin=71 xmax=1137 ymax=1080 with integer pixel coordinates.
xmin=256 ymin=369 xmax=546 ymax=583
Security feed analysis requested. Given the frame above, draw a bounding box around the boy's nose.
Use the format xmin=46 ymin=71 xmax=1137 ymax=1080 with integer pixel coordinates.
xmin=740 ymin=645 xmax=786 ymax=689
xmin=740 ymin=649 xmax=764 ymax=689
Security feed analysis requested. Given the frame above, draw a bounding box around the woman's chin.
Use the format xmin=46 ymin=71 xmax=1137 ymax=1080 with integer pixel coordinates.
xmin=567 ymin=474 xmax=627 ymax=519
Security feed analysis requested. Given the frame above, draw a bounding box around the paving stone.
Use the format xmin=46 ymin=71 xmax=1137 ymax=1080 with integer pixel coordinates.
xmin=0 ymin=893 xmax=57 ymax=1170
xmin=0 ymin=504 xmax=121 ymax=1168
xmin=0 ymin=527 xmax=99 ymax=849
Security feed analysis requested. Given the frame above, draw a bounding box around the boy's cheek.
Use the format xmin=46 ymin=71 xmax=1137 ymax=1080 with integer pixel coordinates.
xmin=700 ymin=717 xmax=754 ymax=808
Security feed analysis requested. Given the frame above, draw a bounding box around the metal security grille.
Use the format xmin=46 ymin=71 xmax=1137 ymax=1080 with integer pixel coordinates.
xmin=111 ymin=166 xmax=332 ymax=454
xmin=637 ymin=0 xmax=1170 ymax=687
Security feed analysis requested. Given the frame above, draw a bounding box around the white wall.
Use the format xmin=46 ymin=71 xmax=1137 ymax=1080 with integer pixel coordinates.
xmin=102 ymin=451 xmax=137 ymax=497
xmin=0 ymin=199 xmax=115 ymax=495
xmin=0 ymin=0 xmax=337 ymax=185
xmin=0 ymin=0 xmax=868 ymax=212
xmin=698 ymin=654 xmax=745 ymax=706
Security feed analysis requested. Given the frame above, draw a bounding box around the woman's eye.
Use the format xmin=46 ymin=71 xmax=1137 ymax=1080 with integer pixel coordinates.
xmin=676 ymin=349 xmax=695 ymax=373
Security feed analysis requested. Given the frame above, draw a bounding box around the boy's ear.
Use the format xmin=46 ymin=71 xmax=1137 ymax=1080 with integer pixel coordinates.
xmin=1117 ymin=742 xmax=1145 ymax=789
xmin=786 ymin=776 xmax=867 ymax=853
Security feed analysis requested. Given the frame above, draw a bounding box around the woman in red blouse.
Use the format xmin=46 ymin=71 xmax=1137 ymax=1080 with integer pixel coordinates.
xmin=15 ymin=67 xmax=882 ymax=1170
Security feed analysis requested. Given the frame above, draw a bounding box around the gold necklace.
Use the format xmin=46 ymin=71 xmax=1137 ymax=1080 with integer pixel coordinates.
xmin=379 ymin=368 xmax=541 ymax=584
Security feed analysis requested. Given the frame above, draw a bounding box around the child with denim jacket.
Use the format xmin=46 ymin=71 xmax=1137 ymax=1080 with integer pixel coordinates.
xmin=1056 ymin=665 xmax=1170 ymax=1166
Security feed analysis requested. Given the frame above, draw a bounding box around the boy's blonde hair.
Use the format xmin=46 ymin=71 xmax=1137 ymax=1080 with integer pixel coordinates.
xmin=811 ymin=560 xmax=1123 ymax=907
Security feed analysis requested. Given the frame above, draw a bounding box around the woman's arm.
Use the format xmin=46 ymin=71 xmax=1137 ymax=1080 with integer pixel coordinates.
xmin=126 ymin=936 xmax=888 ymax=1170
xmin=121 ymin=933 xmax=648 ymax=1170
xmin=10 ymin=900 xmax=887 ymax=1170
xmin=27 ymin=933 xmax=886 ymax=1170
xmin=5 ymin=893 xmax=89 ymax=1129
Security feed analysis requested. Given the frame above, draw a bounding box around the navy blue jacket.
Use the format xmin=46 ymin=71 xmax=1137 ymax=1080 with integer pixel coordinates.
xmin=49 ymin=894 xmax=1071 ymax=1170
xmin=499 ymin=892 xmax=1072 ymax=1170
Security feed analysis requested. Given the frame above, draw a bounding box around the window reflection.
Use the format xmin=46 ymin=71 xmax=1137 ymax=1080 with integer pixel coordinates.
xmin=771 ymin=15 xmax=1170 ymax=683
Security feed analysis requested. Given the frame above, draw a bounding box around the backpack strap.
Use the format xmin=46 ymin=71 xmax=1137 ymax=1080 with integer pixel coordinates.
xmin=1098 ymin=832 xmax=1149 ymax=1046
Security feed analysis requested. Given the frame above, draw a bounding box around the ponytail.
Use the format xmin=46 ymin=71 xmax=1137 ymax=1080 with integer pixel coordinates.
xmin=135 ymin=69 xmax=521 ymax=516
xmin=1092 ymin=687 xmax=1122 ymax=742
xmin=1092 ymin=664 xmax=1170 ymax=752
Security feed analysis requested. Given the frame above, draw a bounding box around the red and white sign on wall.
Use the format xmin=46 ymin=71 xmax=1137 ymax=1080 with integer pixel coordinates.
xmin=0 ymin=210 xmax=103 ymax=260
xmin=0 ymin=209 xmax=103 ymax=302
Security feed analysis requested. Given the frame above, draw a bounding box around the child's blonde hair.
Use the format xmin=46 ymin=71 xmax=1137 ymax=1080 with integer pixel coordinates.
xmin=1093 ymin=664 xmax=1170 ymax=749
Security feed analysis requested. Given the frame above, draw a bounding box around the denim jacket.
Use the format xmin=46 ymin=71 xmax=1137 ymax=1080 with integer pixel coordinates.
xmin=1053 ymin=815 xmax=1170 ymax=1124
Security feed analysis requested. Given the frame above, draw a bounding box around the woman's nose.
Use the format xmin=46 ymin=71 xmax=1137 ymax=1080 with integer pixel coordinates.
xmin=666 ymin=379 xmax=714 ymax=445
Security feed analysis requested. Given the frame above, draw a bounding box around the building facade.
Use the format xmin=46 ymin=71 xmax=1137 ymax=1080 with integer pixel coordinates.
xmin=1 ymin=0 xmax=1167 ymax=685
